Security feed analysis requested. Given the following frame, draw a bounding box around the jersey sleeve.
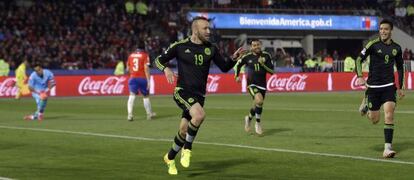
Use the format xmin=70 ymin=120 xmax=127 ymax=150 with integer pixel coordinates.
xmin=212 ymin=45 xmax=237 ymax=72
xmin=28 ymin=73 xmax=35 ymax=89
xmin=395 ymin=46 xmax=405 ymax=89
xmin=234 ymin=57 xmax=247 ymax=78
xmin=234 ymin=53 xmax=249 ymax=78
xmin=46 ymin=70 xmax=56 ymax=87
xmin=154 ymin=43 xmax=177 ymax=71
xmin=356 ymin=39 xmax=376 ymax=77
xmin=261 ymin=53 xmax=274 ymax=74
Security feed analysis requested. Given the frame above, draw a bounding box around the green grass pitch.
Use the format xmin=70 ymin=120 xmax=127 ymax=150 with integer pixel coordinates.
xmin=1 ymin=92 xmax=414 ymax=179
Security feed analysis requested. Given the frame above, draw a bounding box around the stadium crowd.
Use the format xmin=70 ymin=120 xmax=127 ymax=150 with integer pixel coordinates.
xmin=0 ymin=0 xmax=413 ymax=72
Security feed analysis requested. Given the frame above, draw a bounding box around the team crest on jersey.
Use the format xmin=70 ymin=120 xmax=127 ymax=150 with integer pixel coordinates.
xmin=258 ymin=57 xmax=265 ymax=63
xmin=188 ymin=98 xmax=194 ymax=103
xmin=377 ymin=49 xmax=382 ymax=54
xmin=204 ymin=48 xmax=211 ymax=56
xmin=392 ymin=49 xmax=397 ymax=56
xmin=248 ymin=60 xmax=252 ymax=63
xmin=185 ymin=49 xmax=191 ymax=53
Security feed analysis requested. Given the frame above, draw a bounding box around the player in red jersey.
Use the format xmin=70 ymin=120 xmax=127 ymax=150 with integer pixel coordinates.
xmin=126 ymin=46 xmax=156 ymax=121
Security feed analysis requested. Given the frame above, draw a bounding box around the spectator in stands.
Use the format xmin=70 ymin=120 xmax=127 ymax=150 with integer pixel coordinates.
xmin=283 ymin=53 xmax=293 ymax=67
xmin=322 ymin=54 xmax=334 ymax=72
xmin=125 ymin=0 xmax=135 ymax=14
xmin=294 ymin=50 xmax=305 ymax=67
xmin=403 ymin=48 xmax=410 ymax=60
xmin=344 ymin=55 xmax=355 ymax=72
xmin=114 ymin=59 xmax=125 ymax=75
xmin=0 ymin=58 xmax=10 ymax=76
xmin=407 ymin=3 xmax=414 ymax=16
xmin=314 ymin=51 xmax=323 ymax=72
xmin=304 ymin=55 xmax=316 ymax=72
xmin=136 ymin=0 xmax=148 ymax=16
xmin=332 ymin=50 xmax=339 ymax=61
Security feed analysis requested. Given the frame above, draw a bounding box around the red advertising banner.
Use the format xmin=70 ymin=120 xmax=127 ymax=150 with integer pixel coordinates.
xmin=1 ymin=72 xmax=412 ymax=98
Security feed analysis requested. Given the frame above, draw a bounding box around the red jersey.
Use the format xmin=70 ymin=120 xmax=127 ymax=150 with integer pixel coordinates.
xmin=127 ymin=51 xmax=149 ymax=78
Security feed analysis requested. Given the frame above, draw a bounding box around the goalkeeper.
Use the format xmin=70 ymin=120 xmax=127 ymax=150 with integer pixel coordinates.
xmin=24 ymin=63 xmax=55 ymax=121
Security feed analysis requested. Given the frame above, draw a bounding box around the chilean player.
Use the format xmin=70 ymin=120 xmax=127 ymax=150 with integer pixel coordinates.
xmin=127 ymin=46 xmax=156 ymax=121
xmin=24 ymin=63 xmax=55 ymax=121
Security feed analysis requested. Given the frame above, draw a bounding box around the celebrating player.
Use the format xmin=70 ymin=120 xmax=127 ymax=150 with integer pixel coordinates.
xmin=356 ymin=19 xmax=405 ymax=158
xmin=235 ymin=39 xmax=274 ymax=135
xmin=154 ymin=16 xmax=243 ymax=175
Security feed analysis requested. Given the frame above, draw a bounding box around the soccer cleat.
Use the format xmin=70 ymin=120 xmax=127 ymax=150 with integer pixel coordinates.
xmin=163 ymin=153 xmax=178 ymax=175
xmin=244 ymin=116 xmax=251 ymax=132
xmin=24 ymin=115 xmax=34 ymax=121
xmin=127 ymin=115 xmax=134 ymax=121
xmin=38 ymin=113 xmax=44 ymax=121
xmin=255 ymin=122 xmax=263 ymax=135
xmin=180 ymin=149 xmax=192 ymax=168
xmin=383 ymin=149 xmax=396 ymax=158
xmin=359 ymin=102 xmax=368 ymax=116
xmin=146 ymin=112 xmax=156 ymax=120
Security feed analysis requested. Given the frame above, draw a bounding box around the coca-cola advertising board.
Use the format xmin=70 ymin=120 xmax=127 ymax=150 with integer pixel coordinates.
xmin=0 ymin=72 xmax=411 ymax=98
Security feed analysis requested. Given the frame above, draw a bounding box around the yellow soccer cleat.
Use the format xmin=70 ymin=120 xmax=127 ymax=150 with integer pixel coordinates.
xmin=163 ymin=154 xmax=178 ymax=175
xmin=180 ymin=149 xmax=192 ymax=168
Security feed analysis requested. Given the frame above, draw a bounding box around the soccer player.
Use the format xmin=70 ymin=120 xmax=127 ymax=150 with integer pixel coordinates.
xmin=154 ymin=16 xmax=243 ymax=175
xmin=356 ymin=19 xmax=405 ymax=158
xmin=24 ymin=63 xmax=56 ymax=121
xmin=15 ymin=59 xmax=30 ymax=99
xmin=234 ymin=39 xmax=274 ymax=135
xmin=126 ymin=45 xmax=156 ymax=121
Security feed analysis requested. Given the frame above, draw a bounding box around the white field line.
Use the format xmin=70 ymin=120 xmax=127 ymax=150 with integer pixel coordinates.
xmin=0 ymin=125 xmax=413 ymax=165
xmin=0 ymin=177 xmax=15 ymax=180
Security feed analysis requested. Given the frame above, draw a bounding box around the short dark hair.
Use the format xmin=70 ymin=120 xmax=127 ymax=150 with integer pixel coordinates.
xmin=33 ymin=62 xmax=42 ymax=68
xmin=380 ymin=19 xmax=393 ymax=30
xmin=249 ymin=39 xmax=261 ymax=44
xmin=191 ymin=16 xmax=209 ymax=25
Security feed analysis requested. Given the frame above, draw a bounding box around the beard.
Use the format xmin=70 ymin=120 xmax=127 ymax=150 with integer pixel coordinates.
xmin=197 ymin=33 xmax=210 ymax=43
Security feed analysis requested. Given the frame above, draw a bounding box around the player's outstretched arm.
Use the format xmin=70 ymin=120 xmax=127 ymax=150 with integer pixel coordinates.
xmin=213 ymin=47 xmax=244 ymax=72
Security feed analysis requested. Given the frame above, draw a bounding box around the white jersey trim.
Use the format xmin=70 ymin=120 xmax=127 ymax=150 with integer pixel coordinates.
xmin=248 ymin=84 xmax=266 ymax=90
xmin=367 ymin=83 xmax=394 ymax=88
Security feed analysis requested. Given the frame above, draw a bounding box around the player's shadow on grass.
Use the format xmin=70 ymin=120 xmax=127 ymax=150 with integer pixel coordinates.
xmin=185 ymin=158 xmax=256 ymax=178
xmin=393 ymin=141 xmax=414 ymax=153
xmin=264 ymin=128 xmax=292 ymax=136
xmin=370 ymin=141 xmax=414 ymax=153
xmin=45 ymin=115 xmax=69 ymax=120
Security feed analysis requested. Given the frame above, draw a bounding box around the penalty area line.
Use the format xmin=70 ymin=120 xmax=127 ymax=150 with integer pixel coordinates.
xmin=0 ymin=125 xmax=413 ymax=165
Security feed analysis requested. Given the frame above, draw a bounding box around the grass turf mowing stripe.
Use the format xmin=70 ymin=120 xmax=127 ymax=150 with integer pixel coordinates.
xmin=1 ymin=125 xmax=413 ymax=166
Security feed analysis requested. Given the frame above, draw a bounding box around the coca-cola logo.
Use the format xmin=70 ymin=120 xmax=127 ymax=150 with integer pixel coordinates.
xmin=78 ymin=76 xmax=126 ymax=95
xmin=206 ymin=75 xmax=220 ymax=92
xmin=0 ymin=78 xmax=18 ymax=96
xmin=267 ymin=74 xmax=307 ymax=91
xmin=351 ymin=75 xmax=367 ymax=90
